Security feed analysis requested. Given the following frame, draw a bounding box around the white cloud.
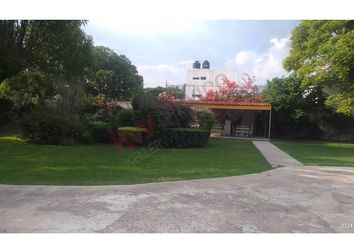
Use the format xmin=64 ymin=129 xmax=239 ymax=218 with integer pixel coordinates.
xmin=235 ymin=51 xmax=258 ymax=65
xmin=138 ymin=64 xmax=180 ymax=75
xmin=137 ymin=62 xmax=189 ymax=87
xmin=270 ymin=37 xmax=289 ymax=50
xmin=139 ymin=36 xmax=291 ymax=88
xmin=231 ymin=36 xmax=290 ymax=85
xmin=177 ymin=60 xmax=194 ymax=66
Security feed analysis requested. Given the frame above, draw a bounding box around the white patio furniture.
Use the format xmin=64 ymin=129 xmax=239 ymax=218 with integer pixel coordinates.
xmin=233 ymin=125 xmax=253 ymax=138
xmin=211 ymin=126 xmax=224 ymax=136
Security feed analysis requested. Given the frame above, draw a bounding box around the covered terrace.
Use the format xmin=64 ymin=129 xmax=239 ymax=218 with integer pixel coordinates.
xmin=177 ymin=100 xmax=272 ymax=139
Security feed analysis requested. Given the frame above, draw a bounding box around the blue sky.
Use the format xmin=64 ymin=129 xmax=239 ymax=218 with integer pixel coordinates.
xmin=85 ymin=20 xmax=300 ymax=87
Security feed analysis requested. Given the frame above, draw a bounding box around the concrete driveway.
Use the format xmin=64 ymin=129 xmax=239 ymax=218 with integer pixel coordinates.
xmin=1 ymin=166 xmax=354 ymax=233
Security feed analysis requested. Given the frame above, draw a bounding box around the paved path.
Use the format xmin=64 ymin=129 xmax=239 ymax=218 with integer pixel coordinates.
xmin=253 ymin=141 xmax=303 ymax=167
xmin=1 ymin=166 xmax=354 ymax=233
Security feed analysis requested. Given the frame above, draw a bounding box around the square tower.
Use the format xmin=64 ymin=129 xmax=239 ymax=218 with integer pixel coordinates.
xmin=185 ymin=60 xmax=236 ymax=100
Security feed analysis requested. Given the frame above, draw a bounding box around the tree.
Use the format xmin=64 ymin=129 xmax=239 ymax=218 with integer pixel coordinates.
xmin=0 ymin=20 xmax=93 ymax=83
xmin=0 ymin=20 xmax=94 ymax=110
xmin=0 ymin=68 xmax=52 ymax=106
xmin=144 ymin=86 xmax=167 ymax=97
xmin=284 ymin=20 xmax=354 ymax=116
xmin=144 ymin=85 xmax=186 ymax=99
xmin=165 ymin=85 xmax=185 ymax=99
xmin=263 ymin=75 xmax=323 ymax=138
xmin=87 ymin=46 xmax=143 ymax=101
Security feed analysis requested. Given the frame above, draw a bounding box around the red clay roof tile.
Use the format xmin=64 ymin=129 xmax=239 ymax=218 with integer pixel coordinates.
xmin=175 ymin=99 xmax=271 ymax=107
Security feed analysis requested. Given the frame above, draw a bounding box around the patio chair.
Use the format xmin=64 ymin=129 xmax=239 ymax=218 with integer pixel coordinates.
xmin=246 ymin=126 xmax=253 ymax=138
xmin=234 ymin=125 xmax=253 ymax=138
xmin=211 ymin=125 xmax=224 ymax=136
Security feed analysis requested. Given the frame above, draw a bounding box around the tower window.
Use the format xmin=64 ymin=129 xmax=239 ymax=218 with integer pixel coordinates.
xmin=201 ymin=77 xmax=207 ymax=80
xmin=192 ymin=77 xmax=199 ymax=80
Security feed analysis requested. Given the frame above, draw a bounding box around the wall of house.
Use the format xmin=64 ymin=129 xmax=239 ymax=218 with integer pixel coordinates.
xmin=185 ymin=68 xmax=237 ymax=100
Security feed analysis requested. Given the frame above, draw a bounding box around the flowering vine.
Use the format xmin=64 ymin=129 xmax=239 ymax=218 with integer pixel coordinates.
xmin=158 ymin=92 xmax=176 ymax=102
xmin=202 ymin=73 xmax=262 ymax=103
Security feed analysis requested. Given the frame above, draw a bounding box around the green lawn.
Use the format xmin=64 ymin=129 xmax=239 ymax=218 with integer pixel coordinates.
xmin=272 ymin=140 xmax=354 ymax=167
xmin=0 ymin=135 xmax=271 ymax=185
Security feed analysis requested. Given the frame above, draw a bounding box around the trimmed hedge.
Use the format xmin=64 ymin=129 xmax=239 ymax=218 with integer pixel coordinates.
xmin=117 ymin=127 xmax=150 ymax=146
xmin=161 ymin=128 xmax=211 ymax=148
xmin=87 ymin=121 xmax=113 ymax=143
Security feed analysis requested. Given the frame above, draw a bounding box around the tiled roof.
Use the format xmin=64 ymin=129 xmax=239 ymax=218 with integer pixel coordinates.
xmin=175 ymin=99 xmax=271 ymax=107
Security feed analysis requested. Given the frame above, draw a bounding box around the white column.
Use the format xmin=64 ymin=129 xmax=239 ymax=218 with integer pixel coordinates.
xmin=268 ymin=110 xmax=272 ymax=139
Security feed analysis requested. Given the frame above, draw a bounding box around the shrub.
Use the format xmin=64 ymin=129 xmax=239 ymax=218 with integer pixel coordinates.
xmin=87 ymin=121 xmax=113 ymax=143
xmin=132 ymin=93 xmax=194 ymax=134
xmin=197 ymin=111 xmax=215 ymax=130
xmin=82 ymin=94 xmax=122 ymax=122
xmin=115 ymin=109 xmax=133 ymax=127
xmin=132 ymin=93 xmax=168 ymax=135
xmin=163 ymin=102 xmax=193 ymax=128
xmin=117 ymin=127 xmax=150 ymax=146
xmin=79 ymin=131 xmax=94 ymax=145
xmin=21 ymin=108 xmax=86 ymax=145
xmin=0 ymin=97 xmax=14 ymax=127
xmin=161 ymin=128 xmax=211 ymax=148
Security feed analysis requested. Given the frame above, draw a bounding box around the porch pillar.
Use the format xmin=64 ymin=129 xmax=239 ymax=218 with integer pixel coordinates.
xmin=268 ymin=109 xmax=272 ymax=139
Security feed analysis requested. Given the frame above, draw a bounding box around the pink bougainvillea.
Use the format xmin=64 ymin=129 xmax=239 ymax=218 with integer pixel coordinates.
xmin=201 ymin=73 xmax=262 ymax=103
xmin=205 ymin=89 xmax=218 ymax=102
xmin=158 ymin=92 xmax=176 ymax=102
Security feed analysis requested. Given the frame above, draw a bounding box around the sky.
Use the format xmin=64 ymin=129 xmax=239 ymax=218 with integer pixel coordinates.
xmin=85 ymin=20 xmax=300 ymax=88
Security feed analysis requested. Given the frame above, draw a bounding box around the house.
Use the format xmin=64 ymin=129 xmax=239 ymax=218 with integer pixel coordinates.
xmin=185 ymin=60 xmax=236 ymax=100
xmin=181 ymin=61 xmax=272 ymax=139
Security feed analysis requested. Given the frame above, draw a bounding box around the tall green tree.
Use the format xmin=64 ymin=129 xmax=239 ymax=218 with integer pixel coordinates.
xmin=0 ymin=68 xmax=51 ymax=106
xmin=284 ymin=20 xmax=354 ymax=116
xmin=0 ymin=20 xmax=93 ymax=83
xmin=264 ymin=74 xmax=354 ymax=139
xmin=87 ymin=46 xmax=143 ymax=101
xmin=263 ymin=75 xmax=324 ymax=138
xmin=0 ymin=20 xmax=94 ymax=107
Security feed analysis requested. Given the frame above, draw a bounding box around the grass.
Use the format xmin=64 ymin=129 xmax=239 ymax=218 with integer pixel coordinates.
xmin=272 ymin=140 xmax=354 ymax=167
xmin=0 ymin=135 xmax=271 ymax=185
